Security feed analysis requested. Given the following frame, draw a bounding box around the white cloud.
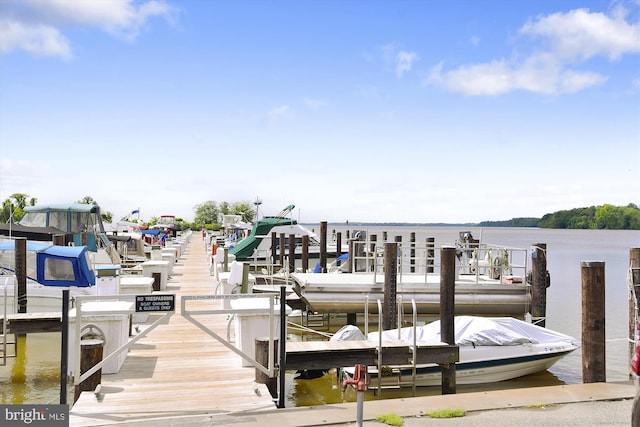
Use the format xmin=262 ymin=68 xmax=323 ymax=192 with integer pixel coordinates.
xmin=519 ymin=7 xmax=640 ymax=62
xmin=303 ymin=97 xmax=327 ymax=110
xmin=396 ymin=50 xmax=419 ymax=78
xmin=380 ymin=43 xmax=419 ymax=78
xmin=425 ymin=7 xmax=639 ymax=95
xmin=265 ymin=105 xmax=292 ymax=124
xmin=0 ymin=0 xmax=175 ymax=57
xmin=0 ymin=19 xmax=72 ymax=58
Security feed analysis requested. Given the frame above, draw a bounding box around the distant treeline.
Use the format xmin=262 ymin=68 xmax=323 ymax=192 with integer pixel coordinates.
xmin=478 ymin=203 xmax=640 ymax=230
xmin=330 ymin=203 xmax=640 ymax=230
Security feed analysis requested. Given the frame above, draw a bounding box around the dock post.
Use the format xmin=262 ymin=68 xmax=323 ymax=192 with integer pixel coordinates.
xmin=255 ymin=337 xmax=278 ymax=398
xmin=440 ymin=246 xmax=457 ymax=394
xmin=53 ymin=233 xmax=66 ymax=246
xmin=531 ymin=243 xmax=549 ymax=327
xmin=581 ymin=261 xmax=606 ymax=383
xmin=288 ymin=234 xmax=296 ymax=274
xmin=426 ymin=238 xmax=435 ymax=273
xmin=628 ymin=248 xmax=640 ymax=375
xmin=301 ymin=235 xmax=309 ymax=272
xmin=279 ymin=233 xmax=285 ymax=268
xmin=278 ymin=285 xmax=287 ymax=408
xmin=241 ymin=263 xmax=250 ymax=294
xmin=271 ymin=232 xmax=278 ymax=268
xmin=383 ymin=243 xmax=398 ymax=330
xmin=73 ymin=339 xmax=104 ymax=403
xmin=15 ymin=237 xmax=27 ymax=314
xmin=60 ymin=289 xmax=70 ymax=405
xmin=151 ymin=272 xmax=161 ymax=291
xmin=410 ymin=232 xmax=416 ymax=273
xmin=320 ymin=221 xmax=328 ymax=273
xmin=336 ymin=232 xmax=342 ymax=262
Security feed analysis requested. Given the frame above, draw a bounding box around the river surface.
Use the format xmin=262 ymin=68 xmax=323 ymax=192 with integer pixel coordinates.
xmin=2 ymin=227 xmax=639 ymax=406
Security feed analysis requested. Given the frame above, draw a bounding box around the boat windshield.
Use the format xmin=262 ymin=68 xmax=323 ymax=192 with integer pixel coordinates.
xmin=18 ymin=212 xmax=47 ymax=228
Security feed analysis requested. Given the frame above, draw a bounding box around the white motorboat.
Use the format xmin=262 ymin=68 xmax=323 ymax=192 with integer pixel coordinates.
xmin=0 ymin=240 xmax=99 ymax=314
xmin=341 ymin=316 xmax=579 ymax=387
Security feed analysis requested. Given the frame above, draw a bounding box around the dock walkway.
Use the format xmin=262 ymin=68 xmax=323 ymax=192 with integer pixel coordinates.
xmin=69 ymin=234 xmax=276 ymax=426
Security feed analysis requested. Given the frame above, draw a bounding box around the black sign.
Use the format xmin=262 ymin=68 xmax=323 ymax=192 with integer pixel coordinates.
xmin=135 ymin=294 xmax=175 ymax=312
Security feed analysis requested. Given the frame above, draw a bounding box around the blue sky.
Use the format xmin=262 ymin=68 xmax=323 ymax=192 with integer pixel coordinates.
xmin=1 ymin=0 xmax=638 ymax=223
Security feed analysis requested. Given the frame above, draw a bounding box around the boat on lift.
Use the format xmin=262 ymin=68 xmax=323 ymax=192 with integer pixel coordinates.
xmin=341 ymin=316 xmax=579 ymax=387
xmin=228 ymin=204 xmax=346 ymax=264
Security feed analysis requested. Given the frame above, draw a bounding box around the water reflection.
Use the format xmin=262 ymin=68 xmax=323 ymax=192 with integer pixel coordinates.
xmin=287 ymin=368 xmax=569 ymax=407
xmin=0 ymin=333 xmax=69 ymax=405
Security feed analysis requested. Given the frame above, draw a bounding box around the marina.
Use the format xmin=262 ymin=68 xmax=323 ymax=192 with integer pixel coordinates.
xmin=0 ymin=223 xmax=638 ymax=425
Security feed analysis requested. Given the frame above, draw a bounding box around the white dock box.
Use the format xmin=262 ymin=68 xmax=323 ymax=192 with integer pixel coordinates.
xmin=230 ymin=298 xmax=291 ymax=367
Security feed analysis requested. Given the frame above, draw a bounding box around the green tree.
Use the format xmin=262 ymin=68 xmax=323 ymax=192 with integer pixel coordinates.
xmin=101 ymin=211 xmax=113 ymax=223
xmin=219 ymin=202 xmax=231 ymax=216
xmin=194 ymin=201 xmax=219 ymax=224
xmin=231 ymin=201 xmax=255 ymax=223
xmin=595 ymin=204 xmax=625 ymax=229
xmin=76 ymin=196 xmax=98 ymax=205
xmin=0 ymin=193 xmax=38 ymax=223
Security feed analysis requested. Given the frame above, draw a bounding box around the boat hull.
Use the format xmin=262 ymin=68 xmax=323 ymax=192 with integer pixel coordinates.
xmin=346 ymin=342 xmax=576 ymax=388
xmin=290 ymin=272 xmax=530 ymax=316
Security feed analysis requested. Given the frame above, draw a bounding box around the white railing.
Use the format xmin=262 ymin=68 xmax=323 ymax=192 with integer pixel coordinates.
xmin=181 ymin=293 xmax=280 ymax=378
xmin=348 ymin=240 xmax=529 ymax=285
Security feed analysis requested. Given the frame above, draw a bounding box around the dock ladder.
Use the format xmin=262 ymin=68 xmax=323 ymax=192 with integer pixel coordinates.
xmin=1 ymin=277 xmax=17 ymax=366
xmin=361 ymin=297 xmax=419 ymax=397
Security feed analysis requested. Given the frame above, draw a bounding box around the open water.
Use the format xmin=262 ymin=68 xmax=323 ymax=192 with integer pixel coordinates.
xmin=1 ymin=227 xmax=638 ymax=406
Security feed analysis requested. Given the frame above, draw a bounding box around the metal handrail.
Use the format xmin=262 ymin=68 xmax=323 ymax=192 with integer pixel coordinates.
xmin=349 ymin=240 xmax=529 ymax=285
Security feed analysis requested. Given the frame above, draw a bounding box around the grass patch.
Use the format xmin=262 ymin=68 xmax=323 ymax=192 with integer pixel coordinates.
xmin=525 ymin=403 xmax=557 ymax=409
xmin=375 ymin=412 xmax=404 ymax=426
xmin=426 ymin=408 xmax=466 ymax=418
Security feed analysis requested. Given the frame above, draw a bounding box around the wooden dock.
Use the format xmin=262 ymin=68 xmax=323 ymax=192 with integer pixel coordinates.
xmin=69 ymin=235 xmax=277 ymax=426
xmin=286 ymin=339 xmax=458 ymax=370
xmin=0 ymin=312 xmax=62 ymax=334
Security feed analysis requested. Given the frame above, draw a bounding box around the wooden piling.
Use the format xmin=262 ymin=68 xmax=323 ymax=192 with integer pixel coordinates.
xmin=255 ymin=337 xmax=278 ymax=398
xmin=74 ymin=339 xmax=104 ymax=403
xmin=383 ymin=242 xmax=398 ymax=330
xmin=410 ymin=232 xmax=416 ymax=273
xmin=531 ymin=243 xmax=549 ymax=327
xmin=288 ymin=234 xmax=296 ymax=273
xmin=15 ymin=237 xmax=27 ymax=314
xmin=336 ymin=232 xmax=342 ymax=265
xmin=320 ymin=221 xmax=327 ymax=273
xmin=241 ymin=263 xmax=250 ymax=294
xmin=53 ymin=234 xmax=66 ymax=246
xmin=152 ymin=272 xmax=161 ymax=291
xmin=271 ymin=232 xmax=277 ymax=267
xmin=628 ymin=248 xmax=640 ymax=374
xmin=279 ymin=233 xmax=285 ymax=267
xmin=581 ymin=260 xmax=606 ymax=383
xmin=301 ymin=235 xmax=309 ymax=273
xmin=440 ymin=246 xmax=457 ymax=394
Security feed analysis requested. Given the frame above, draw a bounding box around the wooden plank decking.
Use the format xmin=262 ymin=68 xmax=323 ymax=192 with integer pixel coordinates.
xmin=285 ymin=340 xmax=458 ymax=370
xmin=0 ymin=311 xmax=62 ymax=333
xmin=69 ymin=235 xmax=277 ymax=426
